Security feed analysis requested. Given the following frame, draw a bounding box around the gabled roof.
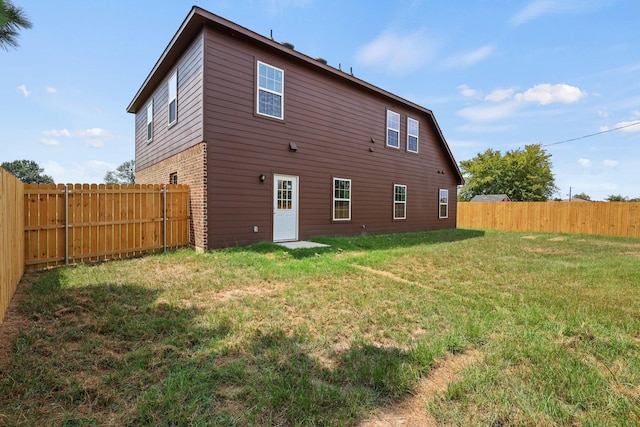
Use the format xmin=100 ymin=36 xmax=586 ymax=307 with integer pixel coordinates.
xmin=127 ymin=6 xmax=463 ymax=185
xmin=470 ymin=194 xmax=511 ymax=202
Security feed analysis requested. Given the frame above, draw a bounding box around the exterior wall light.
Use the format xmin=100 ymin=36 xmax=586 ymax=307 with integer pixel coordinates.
xmin=259 ymin=173 xmax=266 ymax=182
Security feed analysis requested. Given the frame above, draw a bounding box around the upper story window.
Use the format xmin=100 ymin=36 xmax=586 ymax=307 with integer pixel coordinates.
xmin=257 ymin=61 xmax=284 ymax=119
xmin=439 ymin=189 xmax=449 ymax=219
xmin=386 ymin=110 xmax=400 ymax=149
xmin=168 ymin=70 xmax=177 ymax=126
xmin=407 ymin=117 xmax=419 ymax=153
xmin=333 ymin=178 xmax=351 ymax=221
xmin=394 ymin=184 xmax=407 ymax=219
xmin=146 ymin=100 xmax=154 ymax=143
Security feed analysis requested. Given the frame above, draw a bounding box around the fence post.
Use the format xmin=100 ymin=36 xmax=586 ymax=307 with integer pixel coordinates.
xmin=163 ymin=186 xmax=167 ymax=252
xmin=65 ymin=185 xmax=69 ymax=265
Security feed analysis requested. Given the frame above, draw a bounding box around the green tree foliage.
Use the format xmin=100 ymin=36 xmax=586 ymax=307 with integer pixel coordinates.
xmin=0 ymin=0 xmax=32 ymax=51
xmin=459 ymin=144 xmax=557 ymax=201
xmin=1 ymin=159 xmax=54 ymax=183
xmin=104 ymin=160 xmax=135 ymax=184
xmin=606 ymin=194 xmax=628 ymax=202
xmin=572 ymin=192 xmax=592 ymax=201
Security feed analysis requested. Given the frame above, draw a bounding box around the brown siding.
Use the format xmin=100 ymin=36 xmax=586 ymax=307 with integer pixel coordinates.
xmin=137 ymin=143 xmax=207 ymax=251
xmin=135 ymin=32 xmax=204 ymax=171
xmin=202 ymin=28 xmax=458 ymax=248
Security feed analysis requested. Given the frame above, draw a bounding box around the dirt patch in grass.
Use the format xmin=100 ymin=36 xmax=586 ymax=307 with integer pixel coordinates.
xmin=358 ymin=349 xmax=481 ymax=427
xmin=523 ymin=247 xmax=576 ymax=256
xmin=195 ymin=282 xmax=288 ymax=304
xmin=354 ymin=265 xmax=413 ymax=284
xmin=548 ymin=236 xmax=566 ymax=242
xmin=0 ymin=275 xmax=33 ymax=369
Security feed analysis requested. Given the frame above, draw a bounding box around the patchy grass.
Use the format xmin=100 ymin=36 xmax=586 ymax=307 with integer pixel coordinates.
xmin=1 ymin=229 xmax=639 ymax=426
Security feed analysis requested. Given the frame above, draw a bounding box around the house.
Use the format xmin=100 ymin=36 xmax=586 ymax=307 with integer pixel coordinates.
xmin=470 ymin=194 xmax=511 ymax=202
xmin=127 ymin=6 xmax=463 ymax=251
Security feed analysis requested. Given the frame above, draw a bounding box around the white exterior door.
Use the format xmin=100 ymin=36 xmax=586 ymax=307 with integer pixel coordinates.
xmin=273 ymin=175 xmax=299 ymax=242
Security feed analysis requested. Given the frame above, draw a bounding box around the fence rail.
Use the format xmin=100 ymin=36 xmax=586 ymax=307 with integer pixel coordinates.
xmin=24 ymin=183 xmax=190 ymax=270
xmin=0 ymin=169 xmax=24 ymax=323
xmin=457 ymin=201 xmax=640 ymax=238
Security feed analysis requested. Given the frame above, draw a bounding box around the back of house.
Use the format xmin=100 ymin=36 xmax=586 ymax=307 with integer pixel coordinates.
xmin=128 ymin=6 xmax=463 ymax=250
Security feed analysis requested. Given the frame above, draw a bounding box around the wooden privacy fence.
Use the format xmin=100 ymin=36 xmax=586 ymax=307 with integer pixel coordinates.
xmin=457 ymin=202 xmax=640 ymax=238
xmin=24 ymin=183 xmax=190 ymax=270
xmin=0 ymin=169 xmax=24 ymax=324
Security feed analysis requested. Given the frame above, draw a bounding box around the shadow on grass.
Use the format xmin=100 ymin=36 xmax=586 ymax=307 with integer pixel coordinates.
xmin=227 ymin=228 xmax=485 ymax=259
xmin=2 ymin=267 xmax=439 ymax=426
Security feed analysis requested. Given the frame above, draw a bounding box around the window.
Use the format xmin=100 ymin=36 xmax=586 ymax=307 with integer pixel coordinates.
xmin=333 ymin=178 xmax=351 ymax=221
xmin=257 ymin=61 xmax=284 ymax=119
xmin=439 ymin=189 xmax=449 ymax=219
xmin=387 ymin=110 xmax=400 ymax=148
xmin=277 ymin=179 xmax=293 ymax=210
xmin=168 ymin=71 xmax=177 ymax=126
xmin=146 ymin=100 xmax=153 ymax=142
xmin=407 ymin=117 xmax=419 ymax=153
xmin=394 ymin=184 xmax=407 ymax=219
xmin=169 ymin=172 xmax=178 ymax=184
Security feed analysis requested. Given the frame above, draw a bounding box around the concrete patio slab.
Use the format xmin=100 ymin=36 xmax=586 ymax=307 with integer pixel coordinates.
xmin=276 ymin=241 xmax=330 ymax=250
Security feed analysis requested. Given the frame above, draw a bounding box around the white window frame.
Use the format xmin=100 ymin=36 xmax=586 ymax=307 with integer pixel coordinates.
xmin=439 ymin=189 xmax=449 ymax=219
xmin=333 ymin=178 xmax=351 ymax=221
xmin=169 ymin=172 xmax=178 ymax=185
xmin=146 ymin=100 xmax=154 ymax=143
xmin=394 ymin=184 xmax=407 ymax=220
xmin=168 ymin=70 xmax=177 ymax=126
xmin=257 ymin=61 xmax=284 ymax=120
xmin=407 ymin=117 xmax=419 ymax=153
xmin=386 ymin=110 xmax=400 ymax=149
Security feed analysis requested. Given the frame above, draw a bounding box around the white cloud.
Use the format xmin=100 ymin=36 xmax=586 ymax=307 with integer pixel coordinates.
xmin=511 ymin=0 xmax=602 ymax=26
xmin=443 ymin=45 xmax=494 ymax=68
xmin=511 ymin=0 xmax=557 ymax=26
xmin=458 ymin=84 xmax=479 ymax=98
xmin=615 ymin=120 xmax=640 ymax=133
xmin=18 ymin=84 xmax=30 ymax=97
xmin=457 ymin=101 xmax=520 ymax=122
xmin=40 ymin=138 xmax=60 ymax=146
xmin=603 ymin=159 xmax=619 ymax=167
xmin=77 ymin=128 xmax=109 ymax=138
xmin=44 ymin=129 xmax=72 ymax=137
xmin=356 ymin=29 xmax=437 ymax=74
xmin=46 ymin=87 xmax=57 ymax=94
xmin=577 ymin=158 xmax=592 ymax=167
xmin=485 ymin=88 xmax=515 ymax=102
xmin=42 ymin=128 xmax=111 ymax=147
xmin=514 ymin=83 xmax=586 ymax=105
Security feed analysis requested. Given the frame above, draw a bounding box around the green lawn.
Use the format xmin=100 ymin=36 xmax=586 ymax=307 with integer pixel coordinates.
xmin=1 ymin=229 xmax=639 ymax=426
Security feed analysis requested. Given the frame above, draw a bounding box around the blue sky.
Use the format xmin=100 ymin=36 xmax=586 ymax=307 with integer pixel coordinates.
xmin=2 ymin=0 xmax=639 ymax=200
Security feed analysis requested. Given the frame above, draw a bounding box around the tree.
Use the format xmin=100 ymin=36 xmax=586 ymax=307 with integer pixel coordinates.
xmin=0 ymin=0 xmax=32 ymax=51
xmin=1 ymin=159 xmax=54 ymax=183
xmin=459 ymin=144 xmax=557 ymax=202
xmin=606 ymin=194 xmax=628 ymax=202
xmin=572 ymin=192 xmax=592 ymax=201
xmin=104 ymin=160 xmax=135 ymax=184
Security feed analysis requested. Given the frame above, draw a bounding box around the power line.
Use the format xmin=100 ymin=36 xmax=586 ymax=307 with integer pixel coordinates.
xmin=541 ymin=120 xmax=640 ymax=147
